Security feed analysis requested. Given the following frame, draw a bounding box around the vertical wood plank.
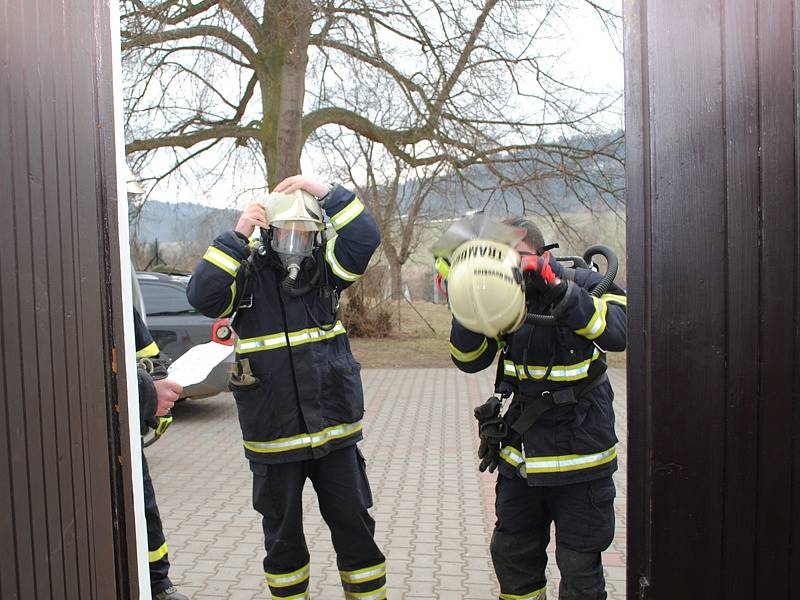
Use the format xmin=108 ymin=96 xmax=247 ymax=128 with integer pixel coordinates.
xmin=648 ymin=0 xmax=727 ymax=593
xmin=721 ymin=0 xmax=760 ymax=596
xmin=0 ymin=2 xmax=24 ymax=596
xmin=793 ymin=0 xmax=800 ymax=581
xmin=623 ymin=0 xmax=653 ymax=596
xmin=755 ymin=1 xmax=796 ymax=596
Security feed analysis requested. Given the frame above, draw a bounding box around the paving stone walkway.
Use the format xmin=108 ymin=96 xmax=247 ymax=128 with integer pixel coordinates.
xmin=148 ymin=368 xmax=626 ymax=599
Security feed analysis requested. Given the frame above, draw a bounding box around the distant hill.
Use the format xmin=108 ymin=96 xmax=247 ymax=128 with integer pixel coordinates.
xmin=131 ymin=131 xmax=624 ymax=243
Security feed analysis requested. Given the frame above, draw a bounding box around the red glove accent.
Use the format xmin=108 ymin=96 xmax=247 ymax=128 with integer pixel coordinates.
xmin=520 ymin=251 xmax=561 ymax=286
xmin=436 ymin=273 xmax=448 ymax=298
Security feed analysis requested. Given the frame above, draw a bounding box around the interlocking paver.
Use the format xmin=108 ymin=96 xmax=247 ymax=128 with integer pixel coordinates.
xmin=148 ymin=368 xmax=627 ymax=599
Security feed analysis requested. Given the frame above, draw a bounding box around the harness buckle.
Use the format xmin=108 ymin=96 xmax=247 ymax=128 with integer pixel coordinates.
xmin=544 ymin=388 xmax=577 ymax=406
xmin=238 ymin=294 xmax=254 ymax=309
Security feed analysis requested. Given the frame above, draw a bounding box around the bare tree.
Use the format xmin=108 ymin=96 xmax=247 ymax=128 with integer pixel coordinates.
xmin=121 ymin=0 xmax=623 ymax=203
xmin=315 ymin=127 xmax=446 ymax=298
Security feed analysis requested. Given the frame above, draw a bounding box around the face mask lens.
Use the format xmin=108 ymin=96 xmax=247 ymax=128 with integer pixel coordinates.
xmin=271 ymin=224 xmax=315 ymax=257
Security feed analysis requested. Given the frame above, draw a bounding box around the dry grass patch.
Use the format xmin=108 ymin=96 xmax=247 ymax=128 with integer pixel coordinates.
xmin=349 ymin=300 xmax=453 ymax=369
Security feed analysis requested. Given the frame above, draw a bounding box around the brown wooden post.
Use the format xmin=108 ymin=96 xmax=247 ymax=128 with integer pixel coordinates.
xmin=625 ymin=0 xmax=799 ymax=597
xmin=0 ymin=0 xmax=138 ymax=597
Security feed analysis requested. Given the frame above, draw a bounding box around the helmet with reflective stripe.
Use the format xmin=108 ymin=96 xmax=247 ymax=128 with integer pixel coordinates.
xmin=446 ymin=239 xmax=526 ymax=338
xmin=265 ymin=189 xmax=324 ymax=232
xmin=264 ymin=189 xmax=324 ymax=259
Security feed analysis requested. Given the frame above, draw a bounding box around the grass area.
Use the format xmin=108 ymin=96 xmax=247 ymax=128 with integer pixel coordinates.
xmin=349 ymin=300 xmax=454 ymax=369
xmin=349 ymin=300 xmax=628 ymax=370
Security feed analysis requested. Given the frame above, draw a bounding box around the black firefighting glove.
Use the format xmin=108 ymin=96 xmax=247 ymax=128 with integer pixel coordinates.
xmin=474 ymin=397 xmax=507 ymax=473
xmin=521 ymin=251 xmax=567 ymax=305
xmin=137 ymin=356 xmax=173 ymax=435
xmin=137 ymin=356 xmax=171 ymax=381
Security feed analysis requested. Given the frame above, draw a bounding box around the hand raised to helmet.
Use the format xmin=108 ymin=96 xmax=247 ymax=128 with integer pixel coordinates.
xmin=273 ymin=174 xmax=331 ymax=200
xmin=235 ymin=203 xmax=269 ymax=238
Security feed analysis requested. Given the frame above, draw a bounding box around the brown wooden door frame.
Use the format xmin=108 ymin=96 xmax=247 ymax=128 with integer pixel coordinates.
xmin=0 ymin=0 xmax=144 ymax=596
xmin=107 ymin=0 xmax=155 ymax=595
xmin=624 ymin=0 xmax=799 ymax=597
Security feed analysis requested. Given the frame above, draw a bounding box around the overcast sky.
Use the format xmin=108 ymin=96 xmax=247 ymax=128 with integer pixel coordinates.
xmin=129 ymin=1 xmax=623 ymax=210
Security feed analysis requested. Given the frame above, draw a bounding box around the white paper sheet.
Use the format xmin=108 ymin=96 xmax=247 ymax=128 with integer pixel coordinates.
xmin=167 ymin=341 xmax=234 ymax=387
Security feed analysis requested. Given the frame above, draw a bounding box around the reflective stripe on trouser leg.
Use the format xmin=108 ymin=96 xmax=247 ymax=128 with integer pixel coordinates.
xmin=142 ymin=453 xmax=173 ymax=595
xmin=491 ymin=529 xmax=548 ymax=599
xmin=340 ymin=561 xmax=387 ymax=599
xmin=310 ymin=447 xmax=386 ymax=599
xmin=491 ymin=475 xmax=550 ymax=599
xmin=252 ymin=461 xmax=311 ymax=600
xmin=499 ymin=585 xmax=547 ymax=599
xmin=265 ymin=562 xmax=310 ymax=599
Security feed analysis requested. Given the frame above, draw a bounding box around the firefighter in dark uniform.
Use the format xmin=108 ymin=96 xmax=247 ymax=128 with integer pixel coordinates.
xmin=448 ymin=219 xmax=627 ymax=600
xmin=186 ymin=175 xmax=386 ymax=600
xmin=135 ymin=309 xmax=189 ymax=600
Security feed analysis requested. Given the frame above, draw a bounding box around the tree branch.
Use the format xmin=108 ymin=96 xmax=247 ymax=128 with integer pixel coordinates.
xmin=126 ymin=125 xmax=262 ymax=153
xmin=121 ymin=24 xmax=258 ymax=65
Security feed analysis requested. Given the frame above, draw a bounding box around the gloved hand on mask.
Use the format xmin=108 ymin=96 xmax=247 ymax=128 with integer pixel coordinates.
xmin=521 ymin=251 xmax=567 ymax=305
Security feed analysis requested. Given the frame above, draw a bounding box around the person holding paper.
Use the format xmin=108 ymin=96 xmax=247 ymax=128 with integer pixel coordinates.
xmin=187 ymin=175 xmax=386 ymax=600
xmin=135 ymin=308 xmax=189 ymax=600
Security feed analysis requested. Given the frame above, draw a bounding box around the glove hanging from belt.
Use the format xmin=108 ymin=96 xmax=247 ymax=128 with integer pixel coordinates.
xmin=474 ymin=396 xmax=508 ymax=473
xmin=137 ymin=356 xmax=171 ymax=381
xmin=138 ymin=356 xmax=174 ymax=442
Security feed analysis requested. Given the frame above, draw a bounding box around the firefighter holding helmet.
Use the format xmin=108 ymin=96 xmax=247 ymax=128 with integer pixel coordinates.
xmin=442 ymin=216 xmax=627 ymax=600
xmin=187 ymin=175 xmax=386 ymax=600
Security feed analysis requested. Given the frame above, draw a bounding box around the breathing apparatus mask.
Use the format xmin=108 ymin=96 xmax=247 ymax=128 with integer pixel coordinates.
xmin=262 ymin=189 xmax=325 ymax=293
xmin=270 ymin=221 xmax=317 ymax=281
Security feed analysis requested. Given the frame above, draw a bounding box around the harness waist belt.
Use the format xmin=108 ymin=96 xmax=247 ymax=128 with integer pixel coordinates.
xmin=510 ymin=370 xmax=608 ymax=436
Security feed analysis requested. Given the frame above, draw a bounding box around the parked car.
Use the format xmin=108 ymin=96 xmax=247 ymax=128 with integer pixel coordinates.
xmin=135 ymin=271 xmax=234 ymax=400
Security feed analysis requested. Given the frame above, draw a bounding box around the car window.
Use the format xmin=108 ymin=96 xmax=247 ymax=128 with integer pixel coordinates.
xmin=139 ymin=280 xmax=196 ymax=315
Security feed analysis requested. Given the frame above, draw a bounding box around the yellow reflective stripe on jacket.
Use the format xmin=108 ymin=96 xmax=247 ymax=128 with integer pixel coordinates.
xmin=344 ymin=586 xmax=387 ymax=600
xmin=574 ymin=296 xmax=608 ymax=340
xmin=244 ymin=421 xmax=363 ymax=454
xmin=148 ymin=542 xmax=168 ymax=563
xmin=136 ymin=340 xmax=160 ymax=359
xmin=219 ymin=281 xmax=237 ymax=318
xmin=325 ymin=236 xmax=361 ymax=282
xmin=601 ymin=292 xmax=627 ymax=306
xmin=525 ymin=446 xmax=617 ymax=474
xmin=236 ymin=322 xmax=346 ymax=354
xmin=272 ymin=591 xmax=309 ymax=600
xmin=203 ymin=245 xmax=240 ymax=277
xmin=435 ymin=256 xmax=450 ymax=279
xmin=330 ymin=198 xmax=365 ymax=231
xmin=340 ymin=561 xmax=386 ymax=584
xmin=449 ymin=338 xmax=488 ymax=362
xmin=500 ymin=584 xmax=547 ymax=599
xmin=503 ymin=347 xmax=601 ymax=382
xmin=266 ymin=563 xmax=310 ymax=588
xmin=499 ymin=445 xmax=524 ymax=468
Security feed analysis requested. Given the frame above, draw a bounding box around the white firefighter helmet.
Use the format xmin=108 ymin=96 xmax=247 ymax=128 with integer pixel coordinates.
xmin=265 ymin=189 xmax=324 ymax=232
xmin=446 ymin=239 xmax=526 ymax=338
xmin=264 ymin=189 xmax=325 ymax=259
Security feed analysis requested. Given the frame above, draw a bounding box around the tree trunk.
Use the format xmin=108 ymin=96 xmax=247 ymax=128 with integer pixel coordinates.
xmin=386 ymin=252 xmax=404 ymax=300
xmin=261 ymin=0 xmax=313 ymax=188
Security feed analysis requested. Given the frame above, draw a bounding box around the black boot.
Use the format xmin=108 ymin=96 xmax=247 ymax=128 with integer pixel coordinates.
xmin=153 ymin=586 xmax=190 ymax=600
